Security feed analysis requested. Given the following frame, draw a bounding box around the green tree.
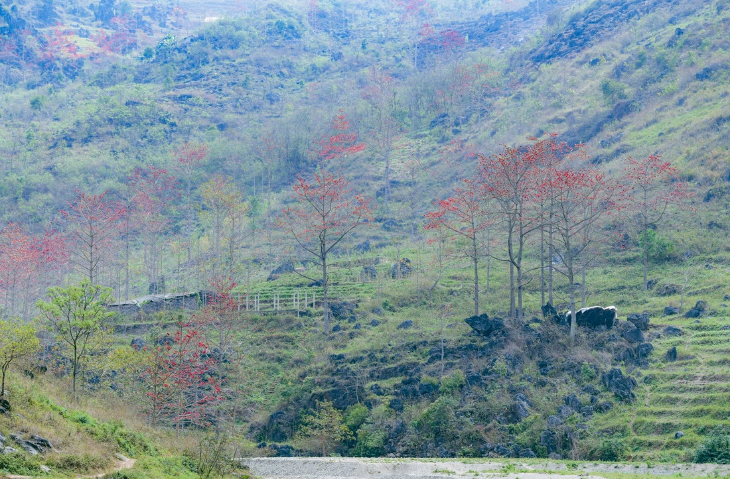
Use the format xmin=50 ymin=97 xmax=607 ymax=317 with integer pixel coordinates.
xmin=36 ymin=280 xmax=114 ymax=395
xmin=297 ymin=400 xmax=353 ymax=456
xmin=0 ymin=318 xmax=40 ymax=396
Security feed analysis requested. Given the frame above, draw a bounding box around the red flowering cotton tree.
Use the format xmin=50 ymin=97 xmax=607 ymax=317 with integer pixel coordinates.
xmin=60 ymin=191 xmax=125 ymax=285
xmin=621 ymin=155 xmax=692 ymax=290
xmin=425 ymin=178 xmax=490 ymax=316
xmin=478 ymin=137 xmax=567 ymax=319
xmin=279 ymin=172 xmax=372 ymax=334
xmin=546 ymin=168 xmax=616 ymax=343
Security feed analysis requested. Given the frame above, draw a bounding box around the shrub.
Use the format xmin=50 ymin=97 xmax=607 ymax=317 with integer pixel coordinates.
xmin=440 ymin=370 xmax=465 ymax=394
xmin=589 ymin=439 xmax=627 ymax=461
xmin=344 ymin=404 xmax=369 ymax=433
xmin=694 ymin=434 xmax=730 ymax=464
xmin=0 ymin=453 xmax=40 ymax=475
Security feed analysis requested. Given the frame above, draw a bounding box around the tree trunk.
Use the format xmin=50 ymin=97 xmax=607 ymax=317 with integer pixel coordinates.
xmin=72 ymin=345 xmax=78 ymax=396
xmin=643 ymin=219 xmax=648 ymax=291
xmin=1 ymin=366 xmax=6 ymax=397
xmin=567 ymin=245 xmax=576 ymax=345
xmin=384 ymin=152 xmax=391 ymax=212
xmin=541 ymin=226 xmax=545 ymax=306
xmin=581 ymin=266 xmax=587 ymax=308
xmin=548 ymin=216 xmax=554 ymax=304
xmin=322 ymin=251 xmax=330 ymax=334
xmin=472 ymin=236 xmax=479 ymax=316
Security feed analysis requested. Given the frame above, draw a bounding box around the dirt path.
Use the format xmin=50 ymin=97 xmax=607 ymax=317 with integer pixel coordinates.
xmin=240 ymin=458 xmax=730 ymax=479
xmin=81 ymin=454 xmax=137 ymax=479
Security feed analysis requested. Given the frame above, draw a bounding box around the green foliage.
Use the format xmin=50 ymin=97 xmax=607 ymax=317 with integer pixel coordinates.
xmin=36 ymin=280 xmax=114 ymax=393
xmin=581 ymin=362 xmax=597 ymax=383
xmin=415 ymin=396 xmax=459 ymax=439
xmin=48 ymin=453 xmax=108 ymax=473
xmin=0 ymin=317 xmax=40 ymax=395
xmin=589 ymin=439 xmax=628 ymax=461
xmin=195 ymin=434 xmax=234 ymax=479
xmin=639 ymin=229 xmax=677 ymax=262
xmin=344 ymin=404 xmax=369 ymax=433
xmin=29 ymin=96 xmax=46 ymax=110
xmin=601 ymin=79 xmax=629 ymax=103
xmin=297 ymin=400 xmax=353 ymax=455
xmin=694 ymin=433 xmax=730 ymax=464
xmin=0 ymin=453 xmax=40 ymax=476
xmin=440 ymin=370 xmax=465 ymax=394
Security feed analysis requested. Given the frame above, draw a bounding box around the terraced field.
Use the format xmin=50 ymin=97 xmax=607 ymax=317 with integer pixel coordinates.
xmin=593 ymin=312 xmax=730 ymax=461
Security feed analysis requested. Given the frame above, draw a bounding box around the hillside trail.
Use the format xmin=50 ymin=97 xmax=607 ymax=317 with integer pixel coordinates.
xmin=1 ymin=454 xmax=135 ymax=479
xmin=81 ymin=454 xmax=136 ymax=478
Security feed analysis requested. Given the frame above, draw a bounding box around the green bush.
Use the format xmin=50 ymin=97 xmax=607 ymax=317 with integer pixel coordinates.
xmin=694 ymin=434 xmax=730 ymax=464
xmin=48 ymin=454 xmax=108 ymax=473
xmin=589 ymin=439 xmax=627 ymax=461
xmin=440 ymin=370 xmax=465 ymax=394
xmin=0 ymin=453 xmax=40 ymax=475
xmin=344 ymin=404 xmax=369 ymax=433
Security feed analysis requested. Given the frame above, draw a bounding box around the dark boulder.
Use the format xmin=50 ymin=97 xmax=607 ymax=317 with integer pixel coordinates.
xmin=595 ymin=401 xmax=614 ymax=413
xmin=663 ymin=326 xmax=684 ymax=337
xmin=685 ymin=300 xmax=707 ymax=318
xmin=330 ymin=301 xmax=356 ymax=320
xmin=541 ymin=302 xmax=564 ymax=324
xmin=10 ymin=434 xmax=38 ymax=456
xmin=637 ymin=343 xmax=654 ymax=358
xmin=389 ymin=398 xmax=403 ymax=412
xmin=518 ymin=448 xmax=536 ymax=458
xmin=397 ymin=320 xmax=413 ymax=330
xmin=513 ymin=400 xmax=530 ymax=422
xmin=666 ymin=346 xmax=678 ymax=362
xmin=664 ymin=306 xmax=680 ymax=315
xmin=266 ymin=411 xmax=293 ymax=443
xmin=568 ymin=306 xmax=616 ymax=330
xmin=580 ymin=406 xmax=594 ymax=417
xmin=675 ymin=431 xmax=684 ymax=439
xmin=621 ymin=324 xmax=645 ymax=343
xmin=627 ymin=312 xmax=650 ymax=331
xmin=332 ymin=324 xmax=342 ymax=332
xmin=269 ymin=444 xmax=295 ymax=457
xmin=267 ymin=263 xmax=294 ymax=281
xmin=370 ymin=383 xmax=383 ymax=396
xmin=354 ymin=240 xmax=371 ymax=253
xmin=658 ymin=284 xmax=681 ymax=296
xmin=601 ymin=368 xmax=637 ymax=402
xmin=370 ymin=319 xmax=380 ymax=327
xmin=130 ymin=338 xmax=145 ymax=350
xmin=541 ymin=430 xmax=559 ymax=453
xmin=390 ymin=258 xmax=412 ymax=278
xmin=558 ymin=405 xmax=575 ymax=418
xmin=564 ymin=394 xmax=582 ymax=410
xmin=464 ymin=313 xmax=505 ymax=337
xmin=361 ymin=265 xmax=377 ymax=280
xmin=547 ymin=415 xmax=563 ymax=428
xmin=582 ymin=384 xmax=600 ymax=395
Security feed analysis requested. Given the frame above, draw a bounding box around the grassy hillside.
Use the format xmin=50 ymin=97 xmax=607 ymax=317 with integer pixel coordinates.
xmin=2 ymin=0 xmax=730 ymax=470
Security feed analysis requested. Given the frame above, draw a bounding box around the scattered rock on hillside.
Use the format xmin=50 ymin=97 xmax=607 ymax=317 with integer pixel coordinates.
xmin=664 ymin=306 xmax=680 ymax=315
xmin=541 ymin=429 xmax=559 ymax=453
xmin=547 ymin=415 xmax=563 ymax=428
xmin=621 ymin=324 xmax=645 ymax=343
xmin=675 ymin=431 xmax=684 ymax=439
xmin=267 ymin=262 xmax=294 ymax=281
xmin=465 ymin=313 xmax=505 ymax=337
xmin=397 ymin=320 xmax=413 ymax=330
xmin=541 ymin=301 xmax=564 ymax=324
xmin=663 ymin=326 xmax=684 ymax=336
xmin=130 ymin=338 xmax=145 ymax=350
xmin=601 ymin=368 xmax=638 ymax=402
xmin=332 ymin=324 xmax=342 ymax=332
xmin=370 ymin=319 xmax=380 ymax=327
xmin=685 ymin=300 xmax=707 ymax=318
xmin=658 ymin=284 xmax=681 ymax=296
xmin=361 ymin=265 xmax=377 ymax=280
xmin=558 ymin=405 xmax=575 ymax=418
xmin=627 ymin=312 xmax=650 ymax=330
xmin=666 ymin=346 xmax=678 ymax=362
xmin=10 ymin=434 xmax=38 ymax=455
xmin=569 ymin=306 xmax=616 ymax=330
xmin=390 ymin=258 xmax=412 ymax=278
xmin=637 ymin=343 xmax=654 ymax=358
xmin=564 ymin=394 xmax=582 ymax=410
xmin=330 ymin=301 xmax=356 ymax=320
xmin=595 ymin=401 xmax=614 ymax=413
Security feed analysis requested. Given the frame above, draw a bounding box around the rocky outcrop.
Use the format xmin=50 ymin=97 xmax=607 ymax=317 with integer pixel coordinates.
xmin=627 ymin=312 xmax=650 ymax=330
xmin=464 ymin=313 xmax=505 ymax=337
xmin=601 ymin=368 xmax=637 ymax=402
